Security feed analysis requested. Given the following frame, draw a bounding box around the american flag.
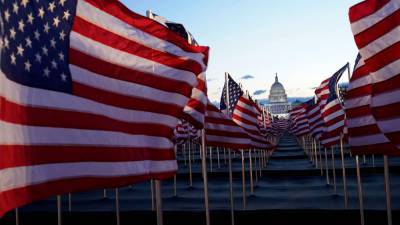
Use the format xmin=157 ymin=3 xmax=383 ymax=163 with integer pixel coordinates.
xmin=290 ymin=103 xmax=310 ymax=136
xmin=345 ymin=54 xmax=397 ymax=155
xmin=174 ymin=120 xmax=189 ymax=145
xmin=319 ymin=64 xmax=348 ymax=147
xmin=232 ymin=94 xmax=273 ymax=149
xmin=220 ymin=73 xmax=243 ymax=115
xmin=349 ymin=0 xmax=400 ymax=154
xmin=0 ymin=0 xmax=208 ymax=216
xmin=306 ymin=97 xmax=325 ymax=141
xmin=205 ymin=100 xmax=251 ymax=149
xmin=147 ymin=10 xmax=207 ymax=129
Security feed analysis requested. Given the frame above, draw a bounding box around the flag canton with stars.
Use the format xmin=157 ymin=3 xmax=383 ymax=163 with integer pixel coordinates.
xmin=220 ymin=74 xmax=243 ymax=114
xmin=326 ymin=64 xmax=347 ymax=104
xmin=0 ymin=0 xmax=77 ymax=93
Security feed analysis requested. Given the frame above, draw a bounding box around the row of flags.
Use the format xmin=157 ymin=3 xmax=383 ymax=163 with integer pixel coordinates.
xmin=1 ymin=0 xmax=398 ymax=219
xmin=0 ymin=0 xmax=279 ymax=217
xmin=289 ymin=0 xmax=400 ymax=157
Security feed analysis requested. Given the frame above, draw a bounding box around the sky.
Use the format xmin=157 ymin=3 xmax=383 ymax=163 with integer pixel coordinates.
xmin=122 ymin=0 xmax=361 ymax=102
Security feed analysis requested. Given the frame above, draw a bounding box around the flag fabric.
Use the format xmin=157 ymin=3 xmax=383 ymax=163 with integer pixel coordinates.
xmin=345 ymin=54 xmax=397 ymax=155
xmin=232 ymin=94 xmax=273 ymax=149
xmin=147 ymin=10 xmax=207 ymax=129
xmin=174 ymin=120 xmax=189 ymax=145
xmin=146 ymin=10 xmax=199 ymax=46
xmin=306 ymin=98 xmax=325 ymax=140
xmin=319 ymin=64 xmax=348 ymax=147
xmin=220 ymin=74 xmax=243 ymax=115
xmin=315 ymin=77 xmax=331 ymax=106
xmin=349 ymin=0 xmax=400 ymax=153
xmin=0 ymin=0 xmax=209 ymax=216
xmin=289 ymin=103 xmax=310 ymax=136
xmin=205 ymin=101 xmax=252 ymax=149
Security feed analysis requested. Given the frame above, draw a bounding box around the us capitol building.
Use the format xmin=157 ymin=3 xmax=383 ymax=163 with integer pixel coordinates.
xmin=266 ymin=74 xmax=291 ymax=115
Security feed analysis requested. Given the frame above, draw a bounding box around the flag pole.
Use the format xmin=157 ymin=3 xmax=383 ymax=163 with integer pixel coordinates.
xmin=339 ymin=135 xmax=348 ymax=208
xmin=225 ymin=72 xmax=235 ymax=225
xmin=217 ymin=147 xmax=221 ymax=168
xmin=226 ymin=149 xmax=235 ymax=225
xmin=155 ymin=180 xmax=163 ymax=225
xmin=331 ymin=146 xmax=337 ymax=194
xmin=15 ymin=208 xmax=19 ymax=225
xmin=355 ymin=156 xmax=365 ymax=225
xmin=324 ymin=148 xmax=330 ymax=185
xmin=57 ymin=195 xmax=62 ymax=225
xmin=151 ymin=180 xmax=155 ymax=211
xmin=201 ymin=129 xmax=211 ymax=225
xmin=68 ymin=193 xmax=72 ymax=212
xmin=249 ymin=150 xmax=254 ymax=195
xmin=383 ymin=155 xmax=392 ymax=225
xmin=188 ymin=139 xmax=193 ymax=187
xmin=103 ymin=189 xmax=107 ymax=198
xmin=209 ymin=147 xmax=213 ymax=172
xmin=174 ymin=144 xmax=177 ymax=197
xmin=115 ymin=188 xmax=120 ymax=225
xmin=241 ymin=150 xmax=246 ymax=209
xmin=318 ymin=141 xmax=323 ymax=176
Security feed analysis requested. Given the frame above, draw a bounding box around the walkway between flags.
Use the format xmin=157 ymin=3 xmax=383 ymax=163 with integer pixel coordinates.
xmin=2 ymin=135 xmax=399 ymax=225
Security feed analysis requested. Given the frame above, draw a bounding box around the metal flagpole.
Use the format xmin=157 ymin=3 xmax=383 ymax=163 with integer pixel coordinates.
xmin=383 ymin=155 xmax=392 ymax=225
xmin=57 ymin=195 xmax=62 ymax=225
xmin=115 ymin=188 xmax=120 ymax=225
xmin=188 ymin=139 xmax=193 ymax=187
xmin=324 ymin=148 xmax=330 ymax=185
xmin=355 ymin=156 xmax=365 ymax=225
xmin=103 ymin=189 xmax=107 ymax=198
xmin=228 ymin=149 xmax=235 ymax=225
xmin=155 ymin=180 xmax=163 ymax=225
xmin=201 ymin=130 xmax=211 ymax=225
xmin=249 ymin=150 xmax=254 ymax=195
xmin=331 ymin=146 xmax=337 ymax=194
xmin=241 ymin=150 xmax=246 ymax=209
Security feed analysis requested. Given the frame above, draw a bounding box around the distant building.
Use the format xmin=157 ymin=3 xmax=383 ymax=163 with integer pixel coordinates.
xmin=266 ymin=74 xmax=291 ymax=115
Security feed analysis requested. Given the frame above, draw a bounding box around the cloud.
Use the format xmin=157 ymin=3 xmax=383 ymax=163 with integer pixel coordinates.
xmin=240 ymin=74 xmax=254 ymax=80
xmin=253 ymin=90 xmax=266 ymax=96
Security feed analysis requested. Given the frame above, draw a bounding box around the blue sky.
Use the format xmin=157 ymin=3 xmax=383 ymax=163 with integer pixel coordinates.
xmin=122 ymin=0 xmax=361 ymax=101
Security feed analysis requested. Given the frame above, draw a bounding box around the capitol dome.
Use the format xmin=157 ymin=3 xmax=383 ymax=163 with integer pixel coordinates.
xmin=269 ymin=74 xmax=288 ymax=104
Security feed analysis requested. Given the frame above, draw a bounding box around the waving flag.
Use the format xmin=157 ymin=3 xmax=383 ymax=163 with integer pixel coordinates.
xmin=306 ymin=98 xmax=325 ymax=140
xmin=0 ymin=0 xmax=209 ymax=216
xmin=220 ymin=73 xmax=243 ymax=115
xmin=319 ymin=64 xmax=348 ymax=147
xmin=232 ymin=95 xmax=273 ymax=149
xmin=349 ymin=0 xmax=400 ymax=153
xmin=205 ymin=101 xmax=251 ymax=149
xmin=147 ymin=10 xmax=207 ymax=129
xmin=289 ymin=103 xmax=310 ymax=136
xmin=345 ymin=54 xmax=398 ymax=155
